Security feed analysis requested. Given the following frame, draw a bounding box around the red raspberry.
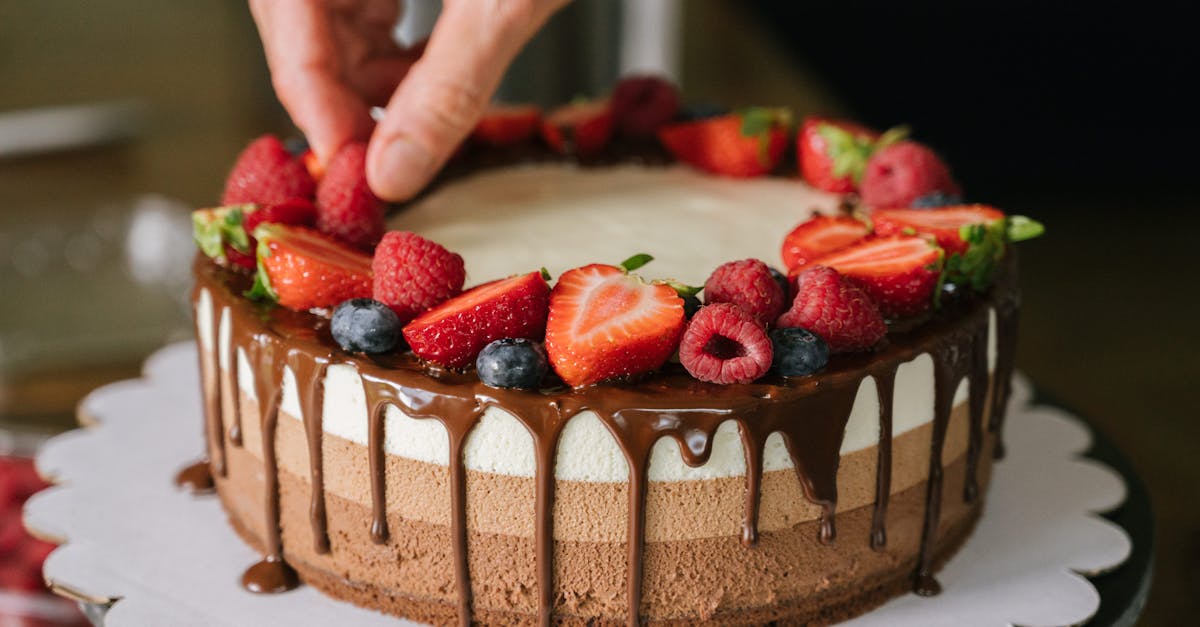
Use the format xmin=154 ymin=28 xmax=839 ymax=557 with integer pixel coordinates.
xmin=372 ymin=231 xmax=466 ymax=324
xmin=679 ymin=303 xmax=773 ymax=384
xmin=703 ymin=259 xmax=786 ymax=327
xmin=222 ymin=135 xmax=315 ymax=206
xmin=611 ymin=75 xmax=682 ymax=138
xmin=316 ymin=142 xmax=386 ymax=250
xmin=777 ymin=265 xmax=886 ymax=353
xmin=860 ymin=141 xmax=960 ymax=210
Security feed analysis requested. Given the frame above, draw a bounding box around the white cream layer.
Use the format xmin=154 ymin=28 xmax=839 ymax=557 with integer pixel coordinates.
xmin=386 ymin=164 xmax=841 ymax=286
xmin=198 ymin=290 xmax=996 ymax=483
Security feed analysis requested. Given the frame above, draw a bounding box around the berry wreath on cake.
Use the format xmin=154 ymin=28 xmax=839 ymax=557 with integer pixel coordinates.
xmin=181 ymin=76 xmax=1043 ymax=626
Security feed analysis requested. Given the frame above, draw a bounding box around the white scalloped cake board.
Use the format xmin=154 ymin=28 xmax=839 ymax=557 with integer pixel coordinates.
xmin=24 ymin=342 xmax=1131 ymax=627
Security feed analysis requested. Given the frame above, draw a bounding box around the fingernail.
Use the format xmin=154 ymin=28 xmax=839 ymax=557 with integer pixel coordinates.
xmin=373 ymin=137 xmax=433 ymax=199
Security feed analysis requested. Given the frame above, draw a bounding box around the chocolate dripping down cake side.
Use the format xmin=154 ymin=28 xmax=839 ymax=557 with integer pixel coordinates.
xmin=181 ymin=77 xmax=1042 ymax=626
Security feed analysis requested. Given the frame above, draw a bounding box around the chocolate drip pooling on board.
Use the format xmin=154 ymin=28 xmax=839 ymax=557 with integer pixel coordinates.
xmin=288 ymin=350 xmax=333 ymax=554
xmin=173 ymin=459 xmax=215 ymax=494
xmin=191 ymin=256 xmax=1017 ymax=620
xmin=870 ymin=366 xmax=898 ymax=550
xmin=239 ymin=334 xmax=299 ymax=593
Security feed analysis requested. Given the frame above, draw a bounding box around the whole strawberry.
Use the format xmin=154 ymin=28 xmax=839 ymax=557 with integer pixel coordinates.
xmin=703 ymin=259 xmax=786 ymax=327
xmin=372 ymin=231 xmax=466 ymax=324
xmin=222 ymin=135 xmax=315 ymax=206
xmin=679 ymin=303 xmax=773 ymax=384
xmin=777 ymin=265 xmax=886 ymax=353
xmin=316 ymin=142 xmax=386 ymax=250
xmin=860 ymin=141 xmax=960 ymax=209
xmin=797 ymin=117 xmax=884 ymax=193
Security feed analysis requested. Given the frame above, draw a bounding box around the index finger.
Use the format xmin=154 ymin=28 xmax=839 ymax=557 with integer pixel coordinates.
xmin=249 ymin=0 xmax=376 ymax=163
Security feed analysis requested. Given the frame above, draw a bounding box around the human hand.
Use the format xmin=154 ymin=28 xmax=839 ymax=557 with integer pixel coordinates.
xmin=249 ymin=0 xmax=569 ymax=201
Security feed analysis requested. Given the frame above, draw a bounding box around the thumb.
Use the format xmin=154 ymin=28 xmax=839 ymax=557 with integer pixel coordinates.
xmin=366 ymin=1 xmax=566 ymax=201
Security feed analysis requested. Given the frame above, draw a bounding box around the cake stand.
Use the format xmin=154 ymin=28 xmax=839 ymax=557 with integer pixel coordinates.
xmin=24 ymin=342 xmax=1138 ymax=626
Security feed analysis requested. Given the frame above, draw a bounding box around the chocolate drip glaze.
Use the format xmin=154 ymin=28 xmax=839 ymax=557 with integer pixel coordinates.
xmin=226 ymin=318 xmax=243 ymax=447
xmin=192 ymin=254 xmax=1019 ymax=621
xmin=288 ymin=350 xmax=332 ymax=554
xmin=870 ymin=366 xmax=898 ymax=550
xmin=192 ymin=284 xmax=226 ymax=477
xmin=173 ymin=459 xmax=215 ymax=494
xmin=963 ymin=325 xmax=991 ymax=503
xmin=989 ymin=300 xmax=1020 ymax=459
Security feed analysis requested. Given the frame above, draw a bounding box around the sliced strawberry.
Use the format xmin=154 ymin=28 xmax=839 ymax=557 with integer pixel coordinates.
xmin=541 ymin=99 xmax=614 ymax=157
xmin=472 ymin=103 xmax=542 ymax=146
xmin=403 ymin=271 xmax=551 ymax=369
xmin=806 ymin=235 xmax=943 ymax=318
xmin=248 ymin=224 xmax=373 ymax=311
xmin=657 ymin=108 xmax=790 ymax=177
xmin=780 ymin=214 xmax=871 ymax=271
xmin=872 ymin=205 xmax=1006 ymax=255
xmin=545 ymin=264 xmax=685 ymax=387
xmin=797 ymin=117 xmax=905 ymax=192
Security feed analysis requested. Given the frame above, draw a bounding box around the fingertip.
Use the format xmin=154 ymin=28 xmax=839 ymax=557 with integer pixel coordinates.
xmin=366 ymin=135 xmax=435 ymax=201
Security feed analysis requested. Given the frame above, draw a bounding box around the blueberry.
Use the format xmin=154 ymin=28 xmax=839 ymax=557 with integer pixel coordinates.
xmin=331 ymin=298 xmax=402 ymax=354
xmin=911 ymin=191 xmax=963 ymax=208
xmin=769 ymin=327 xmax=830 ymax=376
xmin=768 ymin=266 xmax=791 ymax=301
xmin=682 ymin=294 xmax=702 ymax=319
xmin=476 ymin=338 xmax=548 ymax=390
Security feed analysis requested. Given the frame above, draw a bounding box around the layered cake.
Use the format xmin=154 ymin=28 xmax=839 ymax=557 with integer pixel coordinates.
xmin=183 ymin=77 xmax=1040 ymax=625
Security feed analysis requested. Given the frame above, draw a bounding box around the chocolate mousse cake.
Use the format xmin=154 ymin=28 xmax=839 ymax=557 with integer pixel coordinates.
xmin=182 ymin=77 xmax=1041 ymax=625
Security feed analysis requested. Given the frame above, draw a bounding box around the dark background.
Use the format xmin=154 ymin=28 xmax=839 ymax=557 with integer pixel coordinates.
xmin=1 ymin=1 xmax=1195 ymax=623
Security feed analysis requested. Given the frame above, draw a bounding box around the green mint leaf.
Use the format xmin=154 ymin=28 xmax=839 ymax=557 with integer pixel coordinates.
xmin=540 ymin=267 xmax=552 ymax=281
xmin=1007 ymin=216 xmax=1045 ymax=242
xmin=620 ymin=253 xmax=654 ymax=272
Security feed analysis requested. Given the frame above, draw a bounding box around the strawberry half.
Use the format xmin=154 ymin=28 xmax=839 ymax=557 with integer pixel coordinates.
xmin=780 ymin=214 xmax=871 ymax=271
xmin=545 ymin=264 xmax=685 ymax=387
xmin=657 ymin=108 xmax=790 ymax=177
xmin=248 ymin=224 xmax=373 ymax=311
xmin=403 ymin=271 xmax=551 ymax=369
xmin=872 ymin=205 xmax=1006 ymax=255
xmin=541 ymin=99 xmax=615 ymax=157
xmin=797 ymin=117 xmax=906 ymax=192
xmin=472 ymin=103 xmax=542 ymax=146
xmin=806 ymin=235 xmax=943 ymax=318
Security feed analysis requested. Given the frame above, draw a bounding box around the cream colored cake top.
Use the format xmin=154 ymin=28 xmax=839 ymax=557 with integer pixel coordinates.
xmin=386 ymin=163 xmax=840 ymax=286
